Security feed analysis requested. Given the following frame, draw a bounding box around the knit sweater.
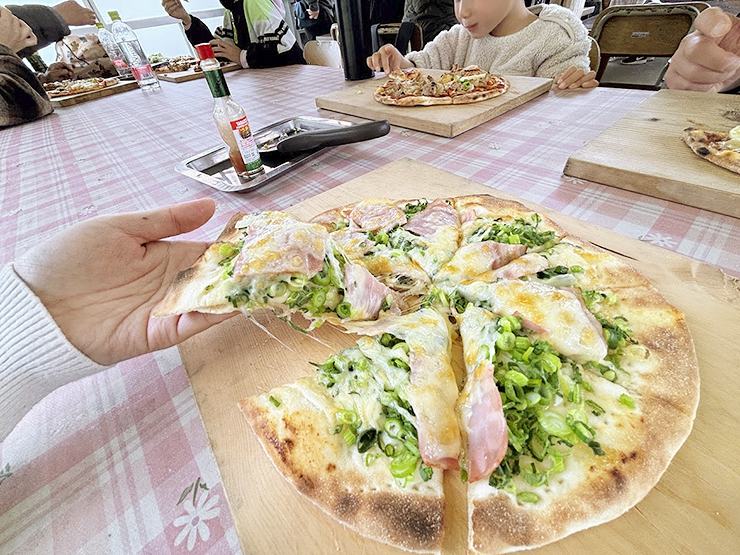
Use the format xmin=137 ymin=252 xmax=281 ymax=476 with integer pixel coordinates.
xmin=0 ymin=264 xmax=105 ymax=443
xmin=406 ymin=4 xmax=590 ymax=78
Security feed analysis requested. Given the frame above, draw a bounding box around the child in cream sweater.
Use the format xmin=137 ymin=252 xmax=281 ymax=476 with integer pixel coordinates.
xmin=367 ymin=1 xmax=597 ymax=89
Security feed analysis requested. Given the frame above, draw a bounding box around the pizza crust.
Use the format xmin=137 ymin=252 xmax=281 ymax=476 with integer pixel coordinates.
xmin=240 ymin=380 xmax=446 ymax=554
xmin=682 ymin=126 xmax=740 ymax=175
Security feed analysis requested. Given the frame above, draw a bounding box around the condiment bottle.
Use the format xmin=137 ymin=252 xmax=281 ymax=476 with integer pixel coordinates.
xmin=194 ymin=43 xmax=264 ymax=181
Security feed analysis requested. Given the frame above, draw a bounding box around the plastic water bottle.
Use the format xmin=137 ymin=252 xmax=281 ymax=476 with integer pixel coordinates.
xmin=95 ymin=22 xmax=132 ymax=79
xmin=108 ymin=11 xmax=159 ymax=90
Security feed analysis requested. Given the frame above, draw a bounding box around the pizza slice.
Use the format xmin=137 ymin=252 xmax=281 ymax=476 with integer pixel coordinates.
xmin=430 ymin=196 xmax=564 ymax=294
xmin=683 ymin=125 xmax=740 ymax=175
xmin=153 ymin=210 xmax=402 ymax=326
xmin=453 ymin=280 xmax=697 ymax=554
xmin=239 ymin=308 xmax=461 ymax=553
xmin=311 ymin=197 xmax=461 ymax=295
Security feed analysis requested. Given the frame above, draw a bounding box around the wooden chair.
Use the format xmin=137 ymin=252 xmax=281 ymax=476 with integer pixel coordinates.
xmin=588 ymin=35 xmax=601 ymax=74
xmin=303 ymin=38 xmax=343 ymax=68
xmin=371 ymin=22 xmax=423 ymax=55
xmin=590 ymin=2 xmax=709 ymax=89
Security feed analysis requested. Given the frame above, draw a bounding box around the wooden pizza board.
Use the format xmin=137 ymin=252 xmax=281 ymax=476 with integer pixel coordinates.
xmin=563 ymin=89 xmax=740 ymax=219
xmin=157 ymin=62 xmax=240 ymax=83
xmin=178 ymin=158 xmax=740 ymax=555
xmin=50 ymin=79 xmax=139 ymax=107
xmin=314 ymin=72 xmax=552 ymax=137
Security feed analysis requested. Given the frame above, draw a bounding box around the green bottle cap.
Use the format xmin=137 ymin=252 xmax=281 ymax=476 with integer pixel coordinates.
xmin=108 ymin=11 xmax=121 ymax=21
xmin=95 ymin=22 xmax=103 ymax=29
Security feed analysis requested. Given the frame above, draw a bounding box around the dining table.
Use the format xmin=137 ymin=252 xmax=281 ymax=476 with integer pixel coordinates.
xmin=0 ymin=63 xmax=738 ymax=555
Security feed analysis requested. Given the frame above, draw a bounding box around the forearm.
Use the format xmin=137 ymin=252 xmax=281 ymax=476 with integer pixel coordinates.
xmin=0 ymin=264 xmax=106 ymax=443
xmin=183 ymin=15 xmax=215 ymax=47
xmin=0 ymin=46 xmax=54 ymax=128
xmin=8 ymin=4 xmax=70 ymax=58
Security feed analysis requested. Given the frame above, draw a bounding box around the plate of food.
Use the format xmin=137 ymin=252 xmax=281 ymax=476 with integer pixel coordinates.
xmin=154 ymin=55 xmax=240 ymax=82
xmin=315 ymin=67 xmax=552 ymax=137
xmin=163 ymin=160 xmax=707 ymax=555
xmin=44 ymin=76 xmax=139 ymax=106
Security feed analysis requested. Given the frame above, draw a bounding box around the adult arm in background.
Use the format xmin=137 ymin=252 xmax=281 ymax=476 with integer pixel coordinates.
xmin=1 ymin=199 xmax=236 ymax=442
xmin=8 ymin=4 xmax=69 ymax=59
xmin=664 ymin=7 xmax=740 ymax=92
xmin=0 ymin=6 xmax=53 ymax=127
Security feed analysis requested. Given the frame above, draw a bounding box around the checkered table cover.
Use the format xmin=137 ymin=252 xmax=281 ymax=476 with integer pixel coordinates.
xmin=1 ymin=65 xmax=738 ymax=555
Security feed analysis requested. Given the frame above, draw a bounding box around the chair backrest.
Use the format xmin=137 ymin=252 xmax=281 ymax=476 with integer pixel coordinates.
xmin=588 ymin=35 xmax=601 ymax=73
xmin=371 ymin=22 xmax=423 ymax=55
xmin=590 ymin=3 xmax=707 ymax=83
xmin=303 ymin=38 xmax=343 ymax=68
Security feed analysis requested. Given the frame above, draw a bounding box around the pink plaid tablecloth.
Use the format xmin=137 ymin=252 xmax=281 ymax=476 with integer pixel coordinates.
xmin=1 ymin=65 xmax=738 ymax=555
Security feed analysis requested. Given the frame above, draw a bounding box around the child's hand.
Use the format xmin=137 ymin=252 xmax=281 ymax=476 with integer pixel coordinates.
xmin=554 ymin=66 xmax=599 ymax=89
xmin=366 ymin=44 xmax=413 ymax=74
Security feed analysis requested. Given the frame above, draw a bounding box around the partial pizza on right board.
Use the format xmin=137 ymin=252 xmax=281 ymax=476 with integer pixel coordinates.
xmin=682 ymin=124 xmax=740 ymax=175
xmin=156 ymin=194 xmax=699 ymax=554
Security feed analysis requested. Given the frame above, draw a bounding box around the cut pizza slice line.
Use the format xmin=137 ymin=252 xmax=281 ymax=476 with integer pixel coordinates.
xmin=153 ymin=210 xmax=403 ymax=327
xmin=239 ymin=308 xmax=462 ymax=554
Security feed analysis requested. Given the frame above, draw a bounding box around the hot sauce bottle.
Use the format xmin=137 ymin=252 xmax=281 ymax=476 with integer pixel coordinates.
xmin=194 ymin=43 xmax=264 ymax=181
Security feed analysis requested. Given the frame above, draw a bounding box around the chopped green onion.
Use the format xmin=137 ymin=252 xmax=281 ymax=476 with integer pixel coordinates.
xmin=343 ymin=427 xmax=357 ymax=446
xmin=218 ymin=243 xmax=238 ymax=258
xmin=268 ymin=395 xmax=281 ymax=407
xmin=357 ymin=429 xmax=378 ymax=453
xmin=619 ymin=393 xmax=635 ymax=408
xmin=365 ymin=453 xmax=380 ymax=466
xmin=496 ymin=331 xmax=516 ymax=351
xmin=517 ymin=491 xmax=540 ymax=504
xmin=336 ymin=409 xmax=359 ymax=426
xmin=390 ymin=449 xmax=418 ymax=479
xmin=389 ymin=358 xmax=410 ymax=371
xmin=336 ymin=301 xmax=352 ymax=319
xmin=268 ymin=281 xmax=287 ymax=298
xmin=419 ymin=464 xmax=433 ymax=481
xmin=505 ymin=370 xmax=529 ymax=388
xmin=586 ymin=399 xmax=605 ymax=416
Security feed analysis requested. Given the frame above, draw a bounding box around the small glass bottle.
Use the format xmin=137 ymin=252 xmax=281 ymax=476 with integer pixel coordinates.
xmin=108 ymin=11 xmax=159 ymax=90
xmin=194 ymin=43 xmax=264 ymax=181
xmin=95 ymin=22 xmax=132 ymax=79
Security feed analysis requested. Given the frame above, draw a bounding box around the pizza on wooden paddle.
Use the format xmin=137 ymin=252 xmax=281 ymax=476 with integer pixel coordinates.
xmin=682 ymin=125 xmax=740 ymax=175
xmin=42 ymin=76 xmax=119 ymax=97
xmin=155 ymin=194 xmax=699 ymax=554
xmin=374 ymin=65 xmax=510 ymax=107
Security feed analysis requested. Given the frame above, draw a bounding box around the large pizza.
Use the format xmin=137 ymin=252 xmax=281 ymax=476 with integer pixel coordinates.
xmin=374 ymin=65 xmax=510 ymax=107
xmin=155 ymin=195 xmax=699 ymax=554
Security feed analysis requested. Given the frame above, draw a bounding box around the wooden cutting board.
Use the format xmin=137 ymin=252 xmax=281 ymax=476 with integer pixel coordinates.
xmin=315 ymin=73 xmax=552 ymax=137
xmin=178 ymin=158 xmax=739 ymax=555
xmin=158 ymin=62 xmax=240 ymax=83
xmin=50 ymin=79 xmax=139 ymax=107
xmin=563 ymin=89 xmax=740 ymax=219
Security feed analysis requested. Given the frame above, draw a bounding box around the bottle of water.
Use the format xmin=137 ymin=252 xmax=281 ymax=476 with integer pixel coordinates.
xmin=108 ymin=11 xmax=159 ymax=90
xmin=95 ymin=22 xmax=132 ymax=79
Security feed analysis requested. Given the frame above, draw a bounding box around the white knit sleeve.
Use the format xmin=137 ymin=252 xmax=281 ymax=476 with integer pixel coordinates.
xmin=0 ymin=264 xmax=107 ymax=442
xmin=533 ymin=7 xmax=591 ymax=77
xmin=406 ymin=25 xmax=471 ymax=70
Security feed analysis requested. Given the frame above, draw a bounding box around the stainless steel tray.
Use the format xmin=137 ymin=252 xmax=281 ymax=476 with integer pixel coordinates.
xmin=174 ymin=116 xmax=354 ymax=193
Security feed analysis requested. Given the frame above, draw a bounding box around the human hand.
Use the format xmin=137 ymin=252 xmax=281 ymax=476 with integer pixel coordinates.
xmin=308 ymin=8 xmax=320 ymax=20
xmin=53 ymin=1 xmax=96 ymax=26
xmin=366 ymin=44 xmax=413 ymax=74
xmin=40 ymin=61 xmax=74 ymax=83
xmin=162 ymin=0 xmax=192 ymax=27
xmin=14 ymin=199 xmax=237 ymax=366
xmin=664 ymin=7 xmax=740 ymax=92
xmin=0 ymin=6 xmax=37 ymax=54
xmin=553 ymin=66 xmax=599 ymax=89
xmin=210 ymin=39 xmax=242 ymax=65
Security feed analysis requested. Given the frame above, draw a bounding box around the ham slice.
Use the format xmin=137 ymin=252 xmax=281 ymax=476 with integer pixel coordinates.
xmin=342 ymin=262 xmax=393 ymax=320
xmin=436 ymin=241 xmax=527 ymax=285
xmin=458 ymin=306 xmax=509 ymax=482
xmin=403 ymin=199 xmax=459 ymax=238
xmin=349 ymin=198 xmax=407 ymax=232
xmin=232 ymin=213 xmax=327 ymax=281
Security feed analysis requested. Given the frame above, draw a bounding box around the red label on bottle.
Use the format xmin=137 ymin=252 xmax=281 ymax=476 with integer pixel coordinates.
xmin=230 ymin=116 xmax=263 ymax=173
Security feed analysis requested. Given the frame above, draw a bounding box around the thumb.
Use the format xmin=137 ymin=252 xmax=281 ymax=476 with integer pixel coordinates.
xmin=696 ymin=7 xmax=733 ymax=40
xmin=115 ymin=198 xmax=217 ymax=243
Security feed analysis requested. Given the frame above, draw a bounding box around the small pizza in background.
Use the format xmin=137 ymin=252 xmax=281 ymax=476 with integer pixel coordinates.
xmin=154 ymin=55 xmax=198 ymax=74
xmin=683 ymin=125 xmax=740 ymax=175
xmin=374 ymin=64 xmax=510 ymax=107
xmin=43 ymin=76 xmax=119 ymax=97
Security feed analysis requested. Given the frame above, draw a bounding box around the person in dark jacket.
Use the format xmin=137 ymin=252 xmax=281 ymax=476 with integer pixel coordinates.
xmin=161 ymin=0 xmax=305 ymax=69
xmin=402 ymin=0 xmax=456 ymax=46
xmin=294 ymin=0 xmax=334 ymax=43
xmin=0 ymin=5 xmax=53 ymax=127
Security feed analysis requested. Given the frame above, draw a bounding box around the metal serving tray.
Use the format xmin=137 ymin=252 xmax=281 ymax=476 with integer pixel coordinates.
xmin=175 ymin=116 xmax=354 ymax=193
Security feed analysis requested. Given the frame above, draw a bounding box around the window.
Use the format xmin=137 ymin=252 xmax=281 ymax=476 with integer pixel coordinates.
xmin=15 ymin=0 xmax=226 ymax=63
